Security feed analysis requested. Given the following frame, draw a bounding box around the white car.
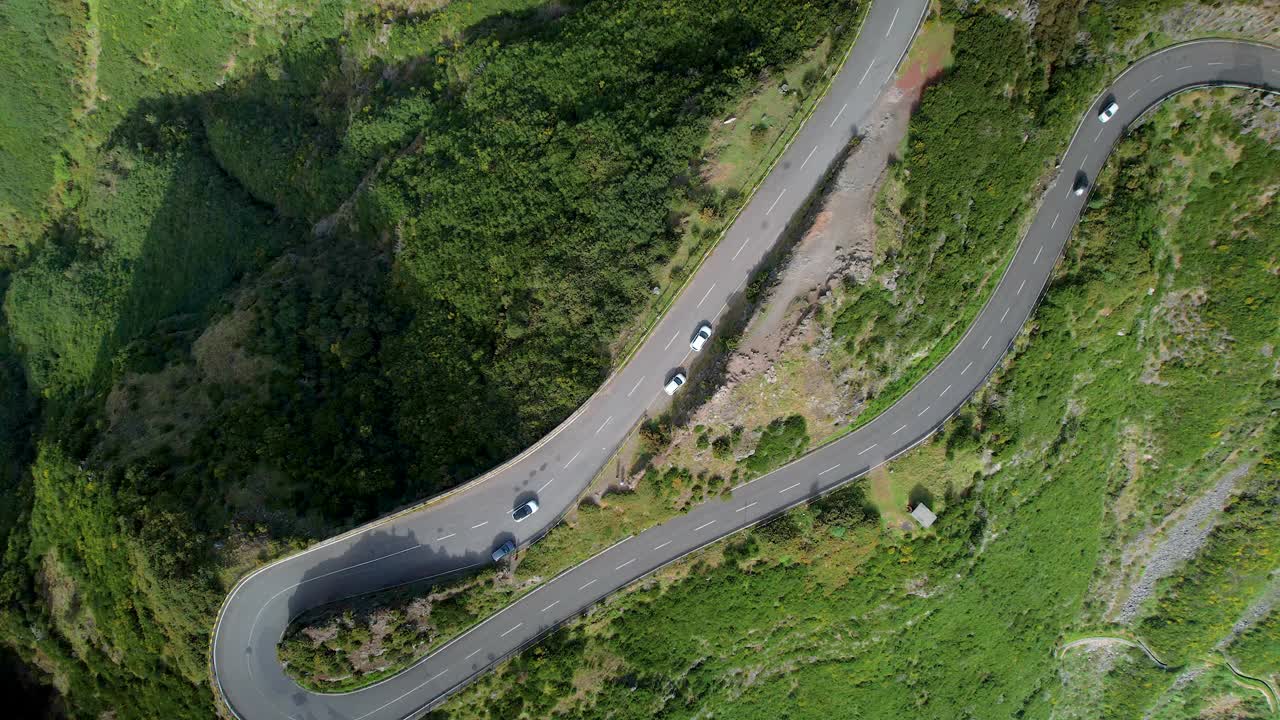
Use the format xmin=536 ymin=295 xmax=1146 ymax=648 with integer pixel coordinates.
xmin=663 ymin=372 xmax=686 ymax=396
xmin=690 ymin=323 xmax=712 ymax=352
xmin=512 ymin=499 xmax=539 ymax=522
xmin=1098 ymin=100 xmax=1119 ymax=123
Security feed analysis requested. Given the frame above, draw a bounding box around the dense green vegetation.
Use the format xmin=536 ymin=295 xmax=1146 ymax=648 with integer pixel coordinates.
xmin=415 ymin=82 xmax=1279 ymax=720
xmin=0 ymin=0 xmax=865 ymax=715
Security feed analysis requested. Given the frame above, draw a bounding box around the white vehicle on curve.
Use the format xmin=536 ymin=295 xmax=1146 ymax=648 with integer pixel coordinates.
xmin=690 ymin=323 xmax=713 ymax=352
xmin=1098 ymin=100 xmax=1119 ymax=123
xmin=664 ymin=372 xmax=687 ymax=396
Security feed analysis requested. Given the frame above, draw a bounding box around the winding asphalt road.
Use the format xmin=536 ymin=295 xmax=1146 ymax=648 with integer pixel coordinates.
xmin=211 ymin=12 xmax=1279 ymax=719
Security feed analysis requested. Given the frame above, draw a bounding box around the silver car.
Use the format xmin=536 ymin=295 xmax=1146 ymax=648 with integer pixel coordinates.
xmin=513 ymin=499 xmax=539 ymax=522
xmin=491 ymin=540 xmax=516 ymax=562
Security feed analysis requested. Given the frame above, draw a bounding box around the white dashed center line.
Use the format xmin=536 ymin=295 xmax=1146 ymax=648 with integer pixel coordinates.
xmin=500 ymin=623 xmax=523 ymax=638
xmin=1094 ymin=128 xmax=1103 ymax=142
xmin=654 ymin=541 xmax=672 ymax=551
xmin=858 ymin=62 xmax=875 ymax=86
xmin=470 ymin=521 xmax=488 ymax=530
xmin=466 ymin=649 xmax=482 ymax=660
xmin=829 ymin=103 xmax=848 ymax=127
xmin=541 ymin=601 xmax=559 ymax=612
xmin=1033 ymin=245 xmax=1044 ymax=264
xmin=436 ymin=533 xmax=456 ymax=542
xmin=627 ymin=376 xmax=645 ymax=397
xmin=1017 ymin=279 xmax=1026 ymax=295
xmin=940 ymin=384 xmax=952 ymax=397
xmin=695 ymin=520 xmax=717 ymax=532
xmin=1052 ymin=212 xmax=1060 ymax=229
xmin=697 ymin=284 xmax=716 ymax=308
xmin=595 ymin=416 xmax=612 ymax=436
xmin=1208 ymin=61 xmax=1224 ymax=66
xmin=886 ymin=7 xmax=900 ymax=36
xmin=800 ymin=145 xmax=819 ymax=170
xmin=1128 ymin=87 xmax=1143 ymax=100
xmin=733 ymin=236 xmax=751 ymax=260
xmin=615 ymin=559 xmax=635 ymax=571
xmin=664 ymin=331 xmax=679 ymax=350
xmin=858 ymin=444 xmax=877 ymax=455
xmin=565 ymin=450 xmax=582 ymax=468
xmin=1001 ymin=307 xmax=1010 ymax=323
xmin=1150 ymin=74 xmax=1163 ymax=84
xmin=918 ymin=405 xmax=931 ymax=417
xmin=962 ymin=361 xmax=973 ymax=374
xmin=819 ymin=464 xmax=841 ymax=476
xmin=736 ymin=502 xmax=758 ymax=513
xmin=538 ymin=477 xmax=555 ymax=493
xmin=779 ymin=482 xmax=801 ymax=494
xmin=579 ymin=579 xmax=597 ymax=591
xmin=1079 ymin=153 xmax=1088 ymax=169
xmin=766 ymin=189 xmax=787 ymax=215
xmin=429 ymin=669 xmax=449 ymax=682
xmin=892 ymin=424 xmax=907 ymax=435
xmin=1176 ymin=65 xmax=1192 ymax=72
xmin=982 ymin=335 xmax=992 ymax=350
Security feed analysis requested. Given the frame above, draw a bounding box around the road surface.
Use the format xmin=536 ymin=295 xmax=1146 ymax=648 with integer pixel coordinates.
xmin=211 ymin=18 xmax=1279 ymax=720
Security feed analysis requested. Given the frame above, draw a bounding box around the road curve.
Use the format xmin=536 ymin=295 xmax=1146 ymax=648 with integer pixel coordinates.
xmin=211 ymin=23 xmax=1279 ymax=720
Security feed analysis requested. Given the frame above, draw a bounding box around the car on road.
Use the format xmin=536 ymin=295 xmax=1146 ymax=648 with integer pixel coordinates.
xmin=664 ymin=372 xmax=686 ymax=395
xmin=1073 ymin=174 xmax=1089 ymax=196
xmin=512 ymin=499 xmax=539 ymax=522
xmin=491 ymin=540 xmax=516 ymax=562
xmin=1098 ymin=100 xmax=1119 ymax=123
xmin=690 ymin=323 xmax=713 ymax=352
